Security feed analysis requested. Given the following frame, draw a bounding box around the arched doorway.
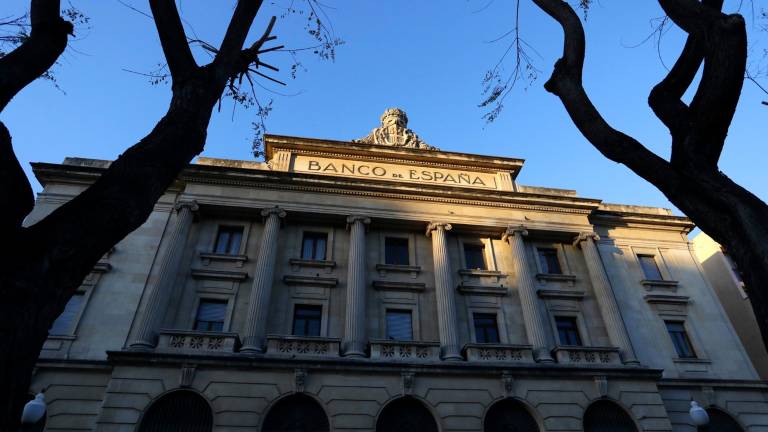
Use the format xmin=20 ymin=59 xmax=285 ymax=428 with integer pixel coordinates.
xmin=376 ymin=397 xmax=438 ymax=432
xmin=484 ymin=398 xmax=539 ymax=432
xmin=583 ymin=400 xmax=637 ymax=432
xmin=262 ymin=394 xmax=329 ymax=432
xmin=698 ymin=408 xmax=744 ymax=432
xmin=138 ymin=390 xmax=212 ymax=432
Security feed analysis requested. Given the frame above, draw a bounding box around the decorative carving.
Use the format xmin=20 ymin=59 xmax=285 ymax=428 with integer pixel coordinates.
xmin=169 ymin=335 xmax=186 ymax=348
xmin=266 ymin=336 xmax=340 ymax=357
xmin=207 ymin=337 xmax=224 ymax=351
xmin=174 ymin=200 xmax=199 ymax=213
xmin=572 ymin=231 xmax=600 ymax=248
xmin=295 ymin=368 xmax=307 ymax=393
xmin=502 ymin=372 xmax=514 ymax=396
xmin=425 ymin=222 xmax=452 ymax=237
xmin=594 ymin=376 xmax=608 ymax=397
xmin=401 ymin=372 xmax=415 ymax=395
xmin=261 ymin=206 xmax=287 ymax=219
xmin=701 ymin=386 xmax=715 ymax=407
xmin=354 ymin=108 xmax=437 ymax=150
xmin=180 ymin=364 xmax=197 ymax=388
xmin=502 ymin=225 xmax=528 ymax=242
xmin=346 ymin=215 xmax=371 ymax=230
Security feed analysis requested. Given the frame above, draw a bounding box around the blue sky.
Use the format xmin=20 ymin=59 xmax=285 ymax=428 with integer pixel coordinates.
xmin=3 ymin=0 xmax=767 ymax=218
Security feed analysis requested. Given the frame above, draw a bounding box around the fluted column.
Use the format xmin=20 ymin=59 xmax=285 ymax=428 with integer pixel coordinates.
xmin=342 ymin=216 xmax=371 ymax=357
xmin=240 ymin=207 xmax=286 ymax=354
xmin=503 ymin=226 xmax=554 ymax=362
xmin=426 ymin=222 xmax=462 ymax=361
xmin=129 ymin=200 xmax=199 ymax=349
xmin=574 ymin=232 xmax=639 ymax=365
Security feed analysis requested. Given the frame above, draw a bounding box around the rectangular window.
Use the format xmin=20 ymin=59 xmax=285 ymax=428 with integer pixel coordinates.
xmin=301 ymin=232 xmax=328 ymax=261
xmin=214 ymin=226 xmax=244 ymax=255
xmin=555 ymin=316 xmax=582 ymax=346
xmin=538 ymin=248 xmax=562 ymax=274
xmin=386 ymin=309 xmax=413 ymax=340
xmin=193 ymin=299 xmax=227 ymax=332
xmin=384 ymin=237 xmax=410 ymax=265
xmin=464 ymin=243 xmax=487 ymax=270
xmin=473 ymin=313 xmax=500 ymax=343
xmin=665 ymin=321 xmax=697 ymax=358
xmin=292 ymin=305 xmax=322 ymax=336
xmin=638 ymin=254 xmax=663 ymax=280
xmin=49 ymin=292 xmax=85 ymax=335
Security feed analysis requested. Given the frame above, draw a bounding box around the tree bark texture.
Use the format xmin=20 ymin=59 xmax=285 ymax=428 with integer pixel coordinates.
xmin=531 ymin=0 xmax=768 ymax=350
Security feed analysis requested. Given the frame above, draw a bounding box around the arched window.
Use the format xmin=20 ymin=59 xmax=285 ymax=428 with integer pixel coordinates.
xmin=484 ymin=398 xmax=539 ymax=432
xmin=138 ymin=390 xmax=212 ymax=432
xmin=698 ymin=409 xmax=743 ymax=432
xmin=376 ymin=397 xmax=438 ymax=432
xmin=262 ymin=394 xmax=329 ymax=432
xmin=583 ymin=400 xmax=637 ymax=432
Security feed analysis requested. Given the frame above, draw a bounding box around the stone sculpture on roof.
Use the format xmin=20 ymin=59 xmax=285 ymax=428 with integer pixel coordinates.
xmin=354 ymin=108 xmax=438 ymax=150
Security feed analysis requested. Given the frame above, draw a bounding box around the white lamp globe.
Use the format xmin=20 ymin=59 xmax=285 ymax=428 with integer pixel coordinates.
xmin=21 ymin=392 xmax=46 ymax=425
xmin=689 ymin=401 xmax=710 ymax=427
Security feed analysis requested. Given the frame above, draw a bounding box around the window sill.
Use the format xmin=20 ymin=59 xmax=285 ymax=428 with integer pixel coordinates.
xmin=289 ymin=258 xmax=336 ymax=274
xmin=373 ymin=280 xmax=426 ymax=292
xmin=376 ymin=263 xmax=421 ymax=273
xmin=283 ymin=274 xmax=338 ymax=287
xmin=536 ymin=273 xmax=576 ymax=286
xmin=458 ymin=269 xmax=505 ymax=277
xmin=537 ymin=288 xmax=585 ymax=300
xmin=46 ymin=334 xmax=77 ymax=341
xmin=200 ymin=252 xmax=249 ymax=268
xmin=672 ymin=357 xmax=711 ymax=364
xmin=457 ymin=282 xmax=508 ymax=296
xmin=641 ymin=279 xmax=679 ymax=289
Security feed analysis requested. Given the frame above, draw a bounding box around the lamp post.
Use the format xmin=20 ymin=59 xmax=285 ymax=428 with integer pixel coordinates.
xmin=689 ymin=401 xmax=710 ymax=428
xmin=19 ymin=392 xmax=46 ymax=432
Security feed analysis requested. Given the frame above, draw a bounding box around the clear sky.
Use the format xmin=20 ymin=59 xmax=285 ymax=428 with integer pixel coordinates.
xmin=3 ymin=0 xmax=767 ymax=220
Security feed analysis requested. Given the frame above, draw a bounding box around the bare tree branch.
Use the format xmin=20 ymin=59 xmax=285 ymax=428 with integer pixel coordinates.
xmin=148 ymin=0 xmax=196 ymax=81
xmin=0 ymin=121 xmax=33 ymax=232
xmin=0 ymin=0 xmax=71 ymax=111
xmin=217 ymin=0 xmax=266 ymax=66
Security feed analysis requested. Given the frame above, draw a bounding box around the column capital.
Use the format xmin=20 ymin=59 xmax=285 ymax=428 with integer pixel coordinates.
xmin=261 ymin=206 xmax=287 ymax=219
xmin=426 ymin=222 xmax=452 ymax=237
xmin=572 ymin=231 xmax=600 ymax=247
xmin=502 ymin=225 xmax=528 ymax=242
xmin=346 ymin=215 xmax=371 ymax=226
xmin=174 ymin=200 xmax=199 ymax=213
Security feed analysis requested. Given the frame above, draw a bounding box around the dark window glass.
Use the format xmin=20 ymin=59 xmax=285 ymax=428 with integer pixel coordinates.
xmin=555 ymin=316 xmax=582 ymax=346
xmin=386 ymin=309 xmax=413 ymax=340
xmin=138 ymin=390 xmax=213 ymax=432
xmin=301 ymin=232 xmax=328 ymax=261
xmin=665 ymin=321 xmax=697 ymax=358
xmin=464 ymin=243 xmax=487 ymax=270
xmin=473 ymin=313 xmax=500 ymax=344
xmin=484 ymin=398 xmax=540 ymax=432
xmin=538 ymin=248 xmax=562 ymax=274
xmin=214 ymin=226 xmax=243 ymax=255
xmin=385 ymin=237 xmax=410 ymax=265
xmin=194 ymin=299 xmax=227 ymax=332
xmin=376 ymin=397 xmax=439 ymax=432
xmin=49 ymin=292 xmax=85 ymax=335
xmin=262 ymin=394 xmax=329 ymax=432
xmin=638 ymin=254 xmax=663 ymax=280
xmin=583 ymin=400 xmax=638 ymax=432
xmin=293 ymin=305 xmax=322 ymax=336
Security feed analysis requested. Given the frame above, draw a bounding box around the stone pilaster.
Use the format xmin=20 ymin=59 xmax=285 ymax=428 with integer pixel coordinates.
xmin=426 ymin=222 xmax=462 ymax=361
xmin=502 ymin=226 xmax=554 ymax=362
xmin=129 ymin=200 xmax=199 ymax=350
xmin=574 ymin=232 xmax=639 ymax=365
xmin=240 ymin=207 xmax=286 ymax=354
xmin=342 ymin=216 xmax=371 ymax=357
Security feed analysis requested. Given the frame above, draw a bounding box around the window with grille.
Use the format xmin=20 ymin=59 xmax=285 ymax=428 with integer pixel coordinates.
xmin=385 ymin=237 xmax=410 ymax=265
xmin=49 ymin=292 xmax=85 ymax=335
xmin=293 ymin=305 xmax=322 ymax=336
xmin=638 ymin=254 xmax=663 ymax=280
xmin=464 ymin=243 xmax=487 ymax=270
xmin=193 ymin=299 xmax=227 ymax=332
xmin=537 ymin=248 xmax=562 ymax=274
xmin=473 ymin=313 xmax=500 ymax=343
xmin=386 ymin=309 xmax=413 ymax=341
xmin=301 ymin=232 xmax=328 ymax=261
xmin=665 ymin=321 xmax=697 ymax=358
xmin=213 ymin=226 xmax=243 ymax=255
xmin=555 ymin=316 xmax=582 ymax=346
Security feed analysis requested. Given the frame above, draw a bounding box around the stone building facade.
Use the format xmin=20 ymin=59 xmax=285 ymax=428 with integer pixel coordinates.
xmin=27 ymin=110 xmax=768 ymax=431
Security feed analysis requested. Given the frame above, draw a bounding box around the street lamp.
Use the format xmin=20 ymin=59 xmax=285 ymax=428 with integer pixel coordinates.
xmin=689 ymin=401 xmax=710 ymax=427
xmin=19 ymin=392 xmax=46 ymax=432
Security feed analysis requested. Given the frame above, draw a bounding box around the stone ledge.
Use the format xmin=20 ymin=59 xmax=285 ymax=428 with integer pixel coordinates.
xmin=552 ymin=346 xmax=622 ymax=366
xmin=457 ymin=282 xmax=508 ymax=296
xmin=370 ymin=340 xmax=441 ymax=362
xmin=157 ymin=330 xmax=239 ymax=354
xmin=375 ymin=263 xmax=421 ymax=278
xmin=464 ymin=343 xmax=534 ymax=363
xmin=265 ymin=335 xmax=340 ymax=358
xmin=536 ymin=273 xmax=577 ymax=284
xmin=537 ymin=289 xmax=585 ymax=300
xmin=199 ymin=252 xmax=249 ymax=268
xmin=289 ymin=258 xmax=336 ymax=271
xmin=372 ymin=280 xmax=426 ymax=292
xmin=641 ymin=279 xmax=680 ymax=290
xmin=644 ymin=294 xmax=690 ymax=305
xmin=283 ymin=275 xmax=338 ymax=287
xmin=191 ymin=268 xmax=249 ymax=281
xmin=458 ymin=269 xmax=507 ymax=277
